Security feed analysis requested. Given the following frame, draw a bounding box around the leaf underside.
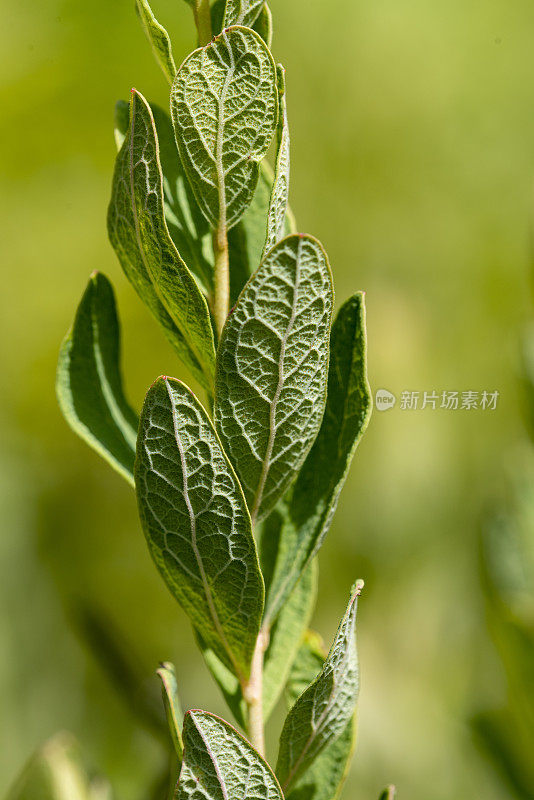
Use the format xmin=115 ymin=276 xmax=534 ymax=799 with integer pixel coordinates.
xmin=135 ymin=0 xmax=176 ymax=84
xmin=177 ymin=710 xmax=283 ymax=800
xmin=262 ymin=63 xmax=290 ymax=258
xmin=135 ymin=376 xmax=264 ymax=681
xmin=171 ymin=26 xmax=278 ymax=230
xmin=56 ymin=272 xmax=138 ymax=485
xmin=223 ymin=0 xmax=266 ymax=28
xmin=215 ymin=234 xmax=333 ymax=525
xmin=264 ymin=292 xmax=372 ymax=624
xmin=276 ymin=586 xmax=361 ymax=793
xmin=107 ymin=89 xmax=215 ymax=389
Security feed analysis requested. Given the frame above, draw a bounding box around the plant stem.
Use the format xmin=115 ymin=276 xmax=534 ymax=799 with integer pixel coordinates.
xmin=244 ymin=627 xmax=269 ymax=757
xmin=213 ymin=224 xmax=230 ymax=337
xmin=193 ymin=0 xmax=212 ymax=46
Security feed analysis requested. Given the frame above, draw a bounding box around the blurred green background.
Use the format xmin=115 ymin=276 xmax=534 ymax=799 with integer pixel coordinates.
xmin=2 ymin=0 xmax=534 ymax=797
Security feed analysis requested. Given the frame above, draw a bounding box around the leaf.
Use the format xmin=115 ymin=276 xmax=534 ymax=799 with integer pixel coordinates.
xmin=262 ymin=560 xmax=317 ymax=720
xmin=151 ymin=104 xmax=214 ymax=295
xmin=56 ymin=272 xmax=138 ymax=486
xmin=211 ymin=0 xmax=272 ymax=46
xmin=276 ymin=583 xmax=362 ymax=794
xmin=378 ymin=788 xmax=397 ymax=800
xmin=114 ymin=99 xmax=130 ymax=150
xmin=176 ymin=710 xmax=283 ymax=800
xmin=223 ymin=0 xmax=265 ymax=28
xmin=157 ymin=662 xmax=184 ymax=759
xmin=285 ymin=632 xmax=356 ymax=800
xmin=170 ymin=26 xmax=278 ymax=230
xmin=6 ymin=733 xmax=96 ymax=800
xmin=135 ymin=376 xmax=264 ymax=681
xmin=135 ymin=0 xmax=176 ymax=84
xmin=194 ymin=560 xmax=316 ymax=729
xmin=262 ymin=64 xmax=290 ymax=259
xmin=108 ymin=89 xmax=216 ymax=390
xmin=215 ymin=234 xmax=333 ymax=524
xmin=264 ymin=293 xmax=372 ymax=624
xmin=228 ymin=163 xmax=291 ymax=306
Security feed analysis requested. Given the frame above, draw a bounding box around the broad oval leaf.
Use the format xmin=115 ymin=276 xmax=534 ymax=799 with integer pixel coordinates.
xmin=56 ymin=272 xmax=138 ymax=486
xmin=135 ymin=376 xmax=264 ymax=681
xmin=108 ymin=89 xmax=216 ymax=390
xmin=170 ymin=26 xmax=278 ymax=231
xmin=262 ymin=64 xmax=290 ymax=259
xmin=135 ymin=0 xmax=176 ymax=84
xmin=157 ymin=661 xmax=184 ymax=759
xmin=215 ymin=234 xmax=333 ymax=524
xmin=285 ymin=632 xmax=356 ymax=800
xmin=264 ymin=293 xmax=372 ymax=624
xmin=223 ymin=0 xmax=265 ymax=28
xmin=276 ymin=584 xmax=362 ymax=793
xmin=177 ymin=710 xmax=283 ymax=800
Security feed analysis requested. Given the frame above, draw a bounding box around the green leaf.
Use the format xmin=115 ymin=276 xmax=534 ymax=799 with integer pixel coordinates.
xmin=378 ymin=788 xmax=397 ymax=800
xmin=135 ymin=376 xmax=264 ymax=681
xmin=135 ymin=0 xmax=176 ymax=84
xmin=215 ymin=234 xmax=333 ymax=524
xmin=211 ymin=0 xmax=272 ymax=46
xmin=223 ymin=0 xmax=265 ymax=28
xmin=56 ymin=272 xmax=138 ymax=486
xmin=228 ymin=164 xmax=291 ymax=306
xmin=108 ymin=89 xmax=216 ymax=390
xmin=6 ymin=734 xmax=98 ymax=800
xmin=176 ymin=710 xmax=283 ymax=800
xmin=170 ymin=26 xmax=278 ymax=230
xmin=151 ymin=104 xmax=214 ymax=296
xmin=157 ymin=662 xmax=184 ymax=759
xmin=262 ymin=64 xmax=290 ymax=259
xmin=194 ymin=560 xmax=316 ymax=729
xmin=263 ymin=560 xmax=317 ymax=720
xmin=114 ymin=99 xmax=130 ymax=150
xmin=264 ymin=293 xmax=372 ymax=624
xmin=276 ymin=583 xmax=362 ymax=794
xmin=285 ymin=632 xmax=356 ymax=800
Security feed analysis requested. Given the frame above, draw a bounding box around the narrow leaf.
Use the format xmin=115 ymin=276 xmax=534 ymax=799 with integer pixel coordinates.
xmin=223 ymin=0 xmax=265 ymax=28
xmin=157 ymin=662 xmax=184 ymax=759
xmin=265 ymin=293 xmax=372 ymax=624
xmin=171 ymin=26 xmax=278 ymax=230
xmin=114 ymin=99 xmax=129 ymax=150
xmin=262 ymin=64 xmax=290 ymax=258
xmin=151 ymin=105 xmax=214 ymax=296
xmin=135 ymin=376 xmax=264 ymax=681
xmin=276 ymin=583 xmax=362 ymax=793
xmin=285 ymin=632 xmax=356 ymax=800
xmin=215 ymin=234 xmax=333 ymax=524
xmin=56 ymin=272 xmax=138 ymax=485
xmin=378 ymin=788 xmax=397 ymax=800
xmin=228 ymin=162 xmax=294 ymax=306
xmin=195 ymin=561 xmax=316 ymax=728
xmin=108 ymin=89 xmax=216 ymax=390
xmin=135 ymin=0 xmax=176 ymax=84
xmin=177 ymin=710 xmax=283 ymax=800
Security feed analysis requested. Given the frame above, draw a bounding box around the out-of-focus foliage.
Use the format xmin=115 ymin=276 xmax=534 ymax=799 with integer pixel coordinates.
xmin=2 ymin=0 xmax=534 ymax=798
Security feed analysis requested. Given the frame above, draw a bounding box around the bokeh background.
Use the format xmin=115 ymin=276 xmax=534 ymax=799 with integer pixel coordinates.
xmin=2 ymin=0 xmax=534 ymax=797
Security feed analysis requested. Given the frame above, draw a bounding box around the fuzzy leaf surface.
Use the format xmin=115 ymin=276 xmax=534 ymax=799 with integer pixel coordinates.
xmin=135 ymin=377 xmax=263 ymax=680
xmin=177 ymin=710 xmax=283 ymax=800
xmin=265 ymin=293 xmax=371 ymax=624
xmin=262 ymin=64 xmax=290 ymax=258
xmin=56 ymin=272 xmax=138 ymax=485
xmin=215 ymin=234 xmax=333 ymax=524
xmin=171 ymin=26 xmax=277 ymax=230
xmin=223 ymin=0 xmax=265 ymax=28
xmin=157 ymin=661 xmax=184 ymax=758
xmin=276 ymin=585 xmax=361 ymax=793
xmin=135 ymin=0 xmax=176 ymax=84
xmin=285 ymin=632 xmax=355 ymax=800
xmin=108 ymin=90 xmax=215 ymax=389
xmin=152 ymin=104 xmax=214 ymax=294
xmin=211 ymin=0 xmax=272 ymax=46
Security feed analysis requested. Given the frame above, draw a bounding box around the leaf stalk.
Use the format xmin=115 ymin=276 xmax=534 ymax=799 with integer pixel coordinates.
xmin=244 ymin=627 xmax=269 ymax=757
xmin=213 ymin=224 xmax=230 ymax=337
